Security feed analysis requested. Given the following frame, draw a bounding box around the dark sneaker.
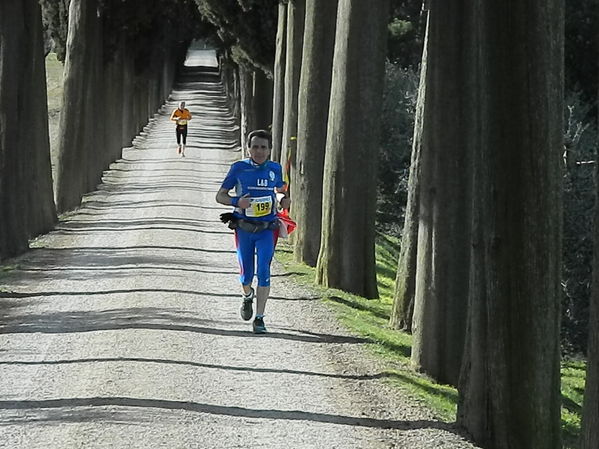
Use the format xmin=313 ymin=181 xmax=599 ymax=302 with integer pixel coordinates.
xmin=252 ymin=316 xmax=266 ymax=334
xmin=240 ymin=288 xmax=254 ymax=321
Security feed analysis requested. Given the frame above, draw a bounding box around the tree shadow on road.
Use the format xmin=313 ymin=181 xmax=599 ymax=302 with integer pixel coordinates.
xmin=0 ymin=396 xmax=464 ymax=434
xmin=0 ymin=356 xmax=394 ymax=381
xmin=0 ymin=307 xmax=368 ymax=344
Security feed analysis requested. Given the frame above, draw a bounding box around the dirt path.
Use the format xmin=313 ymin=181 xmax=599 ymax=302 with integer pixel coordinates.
xmin=0 ymin=49 xmax=479 ymax=449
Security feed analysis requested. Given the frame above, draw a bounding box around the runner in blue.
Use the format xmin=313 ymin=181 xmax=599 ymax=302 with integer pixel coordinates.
xmin=216 ymin=129 xmax=290 ymax=333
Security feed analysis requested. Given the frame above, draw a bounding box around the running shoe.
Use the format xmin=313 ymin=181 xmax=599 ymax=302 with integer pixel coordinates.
xmin=252 ymin=316 xmax=266 ymax=334
xmin=240 ymin=288 xmax=254 ymax=321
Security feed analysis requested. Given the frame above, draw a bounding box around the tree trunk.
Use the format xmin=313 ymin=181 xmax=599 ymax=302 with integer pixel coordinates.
xmin=389 ymin=14 xmax=428 ymax=332
xmin=55 ymin=0 xmax=98 ymax=212
xmin=105 ymin=49 xmax=124 ymax=163
xmin=580 ymin=75 xmax=599 ymax=449
xmin=253 ymin=69 xmax=272 ymax=130
xmin=121 ymin=45 xmax=135 ymax=148
xmin=582 ymin=234 xmax=599 ymax=446
xmin=410 ymin=2 xmax=472 ymax=387
xmin=293 ymin=0 xmax=338 ymax=267
xmin=280 ymin=0 xmax=305 ymax=186
xmin=23 ymin=0 xmax=57 ymax=237
xmin=232 ymin=65 xmax=241 ymax=129
xmin=84 ymin=9 xmax=104 ymax=194
xmin=271 ymin=2 xmax=287 ymax=162
xmin=457 ymin=1 xmax=563 ymax=447
xmin=315 ymin=0 xmax=388 ymax=298
xmin=0 ymin=0 xmax=57 ymax=260
xmin=239 ymin=67 xmax=254 ymax=152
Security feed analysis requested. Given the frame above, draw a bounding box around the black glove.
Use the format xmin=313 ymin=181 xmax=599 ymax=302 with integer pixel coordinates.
xmin=220 ymin=212 xmax=235 ymax=224
xmin=220 ymin=212 xmax=238 ymax=229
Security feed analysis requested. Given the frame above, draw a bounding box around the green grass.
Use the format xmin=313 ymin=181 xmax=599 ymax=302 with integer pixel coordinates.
xmin=275 ymin=234 xmax=587 ymax=445
xmin=561 ymin=359 xmax=586 ymax=448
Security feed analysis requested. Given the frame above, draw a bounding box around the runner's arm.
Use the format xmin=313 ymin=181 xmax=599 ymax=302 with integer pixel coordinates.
xmin=216 ymin=188 xmax=250 ymax=208
xmin=216 ymin=188 xmax=234 ymax=206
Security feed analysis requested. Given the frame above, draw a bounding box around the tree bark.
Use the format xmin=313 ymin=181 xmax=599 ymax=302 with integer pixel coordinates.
xmin=22 ymin=0 xmax=57 ymax=237
xmin=389 ymin=13 xmax=428 ymax=332
xmin=253 ymin=69 xmax=273 ymax=131
xmin=239 ymin=66 xmax=254 ymax=152
xmin=84 ymin=8 xmax=104 ymax=194
xmin=271 ymin=2 xmax=287 ymax=162
xmin=280 ymin=0 xmax=305 ymax=184
xmin=315 ymin=0 xmax=388 ymax=298
xmin=457 ymin=1 xmax=564 ymax=447
xmin=55 ymin=0 xmax=98 ymax=212
xmin=293 ymin=0 xmax=338 ymax=267
xmin=410 ymin=2 xmax=472 ymax=387
xmin=582 ymin=233 xmax=599 ymax=446
xmin=0 ymin=0 xmax=57 ymax=260
xmin=580 ymin=60 xmax=599 ymax=449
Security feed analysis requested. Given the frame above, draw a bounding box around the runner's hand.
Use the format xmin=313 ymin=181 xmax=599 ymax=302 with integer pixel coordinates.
xmin=238 ymin=194 xmax=251 ymax=209
xmin=279 ymin=197 xmax=291 ymax=210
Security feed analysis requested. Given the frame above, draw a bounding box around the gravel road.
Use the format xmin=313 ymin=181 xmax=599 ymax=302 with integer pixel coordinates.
xmin=0 ymin=49 xmax=480 ymax=449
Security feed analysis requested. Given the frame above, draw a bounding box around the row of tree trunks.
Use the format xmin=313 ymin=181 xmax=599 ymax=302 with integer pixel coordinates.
xmin=388 ymin=0 xmax=565 ymax=446
xmin=0 ymin=0 xmax=57 ymax=261
xmin=270 ymin=2 xmax=287 ymax=162
xmin=457 ymin=1 xmax=563 ymax=448
xmin=267 ymin=0 xmax=387 ymax=297
xmin=55 ymin=0 xmax=184 ymax=213
xmin=292 ymin=0 xmax=338 ymax=267
xmin=315 ymin=0 xmax=388 ymax=299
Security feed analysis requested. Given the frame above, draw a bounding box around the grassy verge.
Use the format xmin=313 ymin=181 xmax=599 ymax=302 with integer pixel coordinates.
xmin=561 ymin=359 xmax=586 ymax=448
xmin=275 ymin=233 xmax=586 ymax=447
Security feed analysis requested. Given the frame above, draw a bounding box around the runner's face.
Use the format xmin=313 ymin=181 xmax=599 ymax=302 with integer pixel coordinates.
xmin=248 ymin=136 xmax=271 ymax=164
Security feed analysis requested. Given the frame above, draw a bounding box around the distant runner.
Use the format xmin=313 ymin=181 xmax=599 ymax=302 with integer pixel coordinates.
xmin=216 ymin=129 xmax=291 ymax=334
xmin=170 ymin=101 xmax=192 ymax=157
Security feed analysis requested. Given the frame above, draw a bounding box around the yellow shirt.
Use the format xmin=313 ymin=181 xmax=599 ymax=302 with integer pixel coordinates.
xmin=170 ymin=108 xmax=192 ymax=125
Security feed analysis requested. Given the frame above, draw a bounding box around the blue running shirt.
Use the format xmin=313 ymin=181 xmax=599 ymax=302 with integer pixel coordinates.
xmin=221 ymin=159 xmax=285 ymax=222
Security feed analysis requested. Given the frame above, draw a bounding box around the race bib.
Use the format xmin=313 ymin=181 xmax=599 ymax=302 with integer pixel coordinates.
xmin=246 ymin=196 xmax=273 ymax=218
xmin=177 ymin=119 xmax=188 ymax=125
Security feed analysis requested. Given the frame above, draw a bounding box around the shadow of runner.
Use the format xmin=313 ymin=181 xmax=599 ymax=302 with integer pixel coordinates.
xmin=0 ymin=397 xmax=459 ymax=432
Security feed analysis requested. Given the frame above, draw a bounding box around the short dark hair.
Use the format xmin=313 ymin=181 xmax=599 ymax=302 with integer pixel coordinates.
xmin=247 ymin=129 xmax=272 ymax=148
